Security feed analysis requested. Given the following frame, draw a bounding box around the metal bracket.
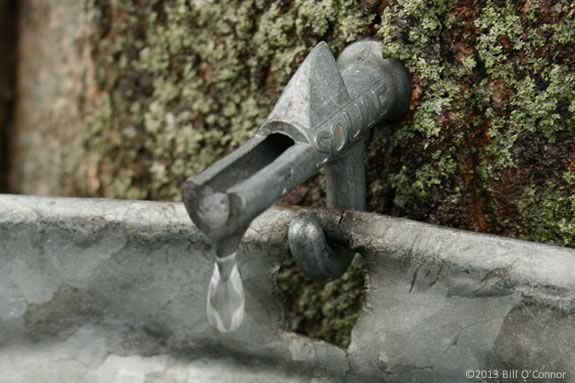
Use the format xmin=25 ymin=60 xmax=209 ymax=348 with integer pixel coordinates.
xmin=287 ymin=40 xmax=410 ymax=280
xmin=183 ymin=40 xmax=410 ymax=281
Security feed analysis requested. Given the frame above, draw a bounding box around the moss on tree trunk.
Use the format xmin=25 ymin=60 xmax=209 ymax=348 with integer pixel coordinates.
xmin=13 ymin=0 xmax=575 ymax=347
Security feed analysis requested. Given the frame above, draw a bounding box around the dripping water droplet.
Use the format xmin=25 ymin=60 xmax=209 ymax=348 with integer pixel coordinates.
xmin=206 ymin=251 xmax=245 ymax=332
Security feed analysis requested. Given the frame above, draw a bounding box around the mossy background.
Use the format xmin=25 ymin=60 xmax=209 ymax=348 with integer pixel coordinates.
xmin=9 ymin=0 xmax=575 ymax=347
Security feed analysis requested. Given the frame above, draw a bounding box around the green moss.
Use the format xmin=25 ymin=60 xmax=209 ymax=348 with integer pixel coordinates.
xmin=369 ymin=0 xmax=472 ymax=217
xmin=519 ymin=183 xmax=575 ymax=247
xmin=473 ymin=2 xmax=575 ymax=177
xmin=277 ymin=254 xmax=367 ymax=348
xmin=78 ymin=0 xmax=369 ymax=201
xmin=370 ymin=0 xmax=574 ymax=230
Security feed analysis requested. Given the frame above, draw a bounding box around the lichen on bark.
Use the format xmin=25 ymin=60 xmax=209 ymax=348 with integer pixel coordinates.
xmin=369 ymin=0 xmax=574 ymax=243
xmin=74 ymin=0 xmax=574 ymax=347
xmin=78 ymin=0 xmax=369 ymax=200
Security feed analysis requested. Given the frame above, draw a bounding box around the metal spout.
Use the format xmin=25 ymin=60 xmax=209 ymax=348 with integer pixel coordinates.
xmin=183 ymin=40 xmax=410 ymax=273
xmin=183 ymin=131 xmax=323 ymax=257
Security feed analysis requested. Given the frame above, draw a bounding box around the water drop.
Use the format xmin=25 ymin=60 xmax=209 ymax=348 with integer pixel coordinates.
xmin=206 ymin=252 xmax=245 ymax=332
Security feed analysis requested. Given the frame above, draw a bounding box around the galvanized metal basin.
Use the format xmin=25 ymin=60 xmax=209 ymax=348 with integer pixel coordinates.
xmin=0 ymin=195 xmax=573 ymax=382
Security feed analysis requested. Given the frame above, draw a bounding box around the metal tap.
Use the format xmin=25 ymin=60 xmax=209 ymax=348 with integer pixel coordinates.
xmin=183 ymin=40 xmax=410 ymax=281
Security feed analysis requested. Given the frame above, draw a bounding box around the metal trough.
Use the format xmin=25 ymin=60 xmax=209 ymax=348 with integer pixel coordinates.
xmin=0 ymin=194 xmax=573 ymax=382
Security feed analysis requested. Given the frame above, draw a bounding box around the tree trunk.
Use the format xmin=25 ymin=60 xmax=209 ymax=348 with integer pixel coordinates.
xmin=11 ymin=0 xmax=575 ymax=345
xmin=10 ymin=0 xmax=93 ymax=195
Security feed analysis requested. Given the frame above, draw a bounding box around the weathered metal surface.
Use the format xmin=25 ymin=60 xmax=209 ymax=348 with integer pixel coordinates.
xmin=0 ymin=194 xmax=574 ymax=382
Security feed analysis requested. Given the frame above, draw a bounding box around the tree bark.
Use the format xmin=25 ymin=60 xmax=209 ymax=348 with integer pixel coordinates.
xmin=10 ymin=0 xmax=93 ymax=194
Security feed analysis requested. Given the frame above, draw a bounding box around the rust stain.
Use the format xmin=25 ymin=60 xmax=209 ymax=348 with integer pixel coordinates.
xmin=449 ymin=6 xmax=474 ymax=20
xmin=481 ymin=125 xmax=492 ymax=147
xmin=538 ymin=0 xmax=558 ymax=23
xmin=378 ymin=0 xmax=387 ymax=14
xmin=198 ymin=62 xmax=213 ymax=84
xmin=497 ymin=35 xmax=512 ymax=52
xmin=409 ymin=75 xmax=422 ymax=112
xmin=455 ymin=42 xmax=473 ymax=63
xmin=487 ymin=80 xmax=511 ymax=113
xmin=456 ymin=153 xmax=490 ymax=232
xmin=445 ymin=0 xmax=479 ymax=68
xmin=535 ymin=46 xmax=548 ymax=58
xmin=491 ymin=167 xmax=532 ymax=235
xmin=472 ymin=189 xmax=488 ymax=232
xmin=278 ymin=0 xmax=293 ymax=15
xmin=521 ymin=0 xmax=534 ymax=14
xmin=265 ymin=68 xmax=278 ymax=97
